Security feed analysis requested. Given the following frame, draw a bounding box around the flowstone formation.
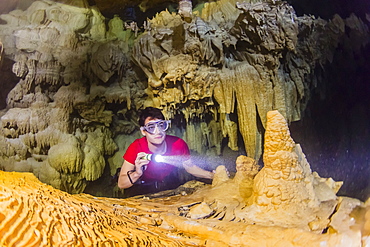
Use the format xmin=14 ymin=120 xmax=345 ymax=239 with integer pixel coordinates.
xmin=0 ymin=0 xmax=369 ymax=195
xmin=0 ymin=110 xmax=369 ymax=247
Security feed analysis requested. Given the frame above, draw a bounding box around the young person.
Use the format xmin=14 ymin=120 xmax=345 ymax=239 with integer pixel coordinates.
xmin=118 ymin=107 xmax=214 ymax=197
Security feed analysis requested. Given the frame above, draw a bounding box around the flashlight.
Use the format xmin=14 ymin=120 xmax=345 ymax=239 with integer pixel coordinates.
xmin=141 ymin=153 xmax=164 ymax=162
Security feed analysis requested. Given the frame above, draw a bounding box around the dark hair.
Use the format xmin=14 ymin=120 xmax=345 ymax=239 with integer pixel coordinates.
xmin=139 ymin=107 xmax=165 ymax=126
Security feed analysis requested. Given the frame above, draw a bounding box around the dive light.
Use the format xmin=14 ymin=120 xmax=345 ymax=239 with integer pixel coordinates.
xmin=141 ymin=153 xmax=165 ymax=162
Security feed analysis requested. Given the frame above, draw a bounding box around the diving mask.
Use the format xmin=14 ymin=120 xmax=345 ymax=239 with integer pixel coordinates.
xmin=140 ymin=120 xmax=171 ymax=134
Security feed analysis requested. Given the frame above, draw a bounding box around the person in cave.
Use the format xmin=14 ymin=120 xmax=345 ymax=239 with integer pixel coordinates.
xmin=117 ymin=107 xmax=214 ymax=197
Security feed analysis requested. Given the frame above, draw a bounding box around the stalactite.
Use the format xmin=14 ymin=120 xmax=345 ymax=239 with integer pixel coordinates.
xmin=183 ymin=122 xmax=204 ymax=154
xmin=221 ymin=113 xmax=238 ymax=151
xmin=218 ymin=62 xmax=264 ymax=159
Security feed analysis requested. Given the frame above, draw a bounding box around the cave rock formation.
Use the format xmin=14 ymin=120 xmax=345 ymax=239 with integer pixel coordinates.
xmin=0 ymin=110 xmax=369 ymax=246
xmin=0 ymin=0 xmax=368 ymax=194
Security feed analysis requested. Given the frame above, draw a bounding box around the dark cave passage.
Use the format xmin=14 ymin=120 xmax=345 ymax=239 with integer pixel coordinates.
xmin=290 ymin=44 xmax=370 ymax=201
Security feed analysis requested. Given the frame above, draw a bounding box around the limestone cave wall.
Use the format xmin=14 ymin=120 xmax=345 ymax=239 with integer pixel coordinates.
xmin=0 ymin=0 xmax=368 ymax=196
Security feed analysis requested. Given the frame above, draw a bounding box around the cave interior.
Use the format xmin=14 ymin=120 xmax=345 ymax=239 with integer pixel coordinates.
xmin=0 ymin=0 xmax=369 ymax=202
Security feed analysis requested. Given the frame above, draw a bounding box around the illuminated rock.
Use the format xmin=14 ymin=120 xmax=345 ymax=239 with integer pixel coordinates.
xmin=0 ymin=171 xmax=185 ymax=246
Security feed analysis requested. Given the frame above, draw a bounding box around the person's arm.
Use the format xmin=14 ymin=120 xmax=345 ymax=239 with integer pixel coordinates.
xmin=118 ymin=152 xmax=149 ymax=189
xmin=182 ymin=159 xmax=214 ymax=179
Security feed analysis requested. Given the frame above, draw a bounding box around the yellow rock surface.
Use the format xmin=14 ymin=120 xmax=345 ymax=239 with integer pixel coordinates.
xmin=0 ymin=171 xmax=184 ymax=246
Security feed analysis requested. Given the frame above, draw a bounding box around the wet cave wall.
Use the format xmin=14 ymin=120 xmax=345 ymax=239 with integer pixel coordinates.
xmin=0 ymin=0 xmax=369 ymax=201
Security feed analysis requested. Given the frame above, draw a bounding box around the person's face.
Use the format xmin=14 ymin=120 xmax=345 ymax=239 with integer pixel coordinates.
xmin=140 ymin=117 xmax=167 ymax=145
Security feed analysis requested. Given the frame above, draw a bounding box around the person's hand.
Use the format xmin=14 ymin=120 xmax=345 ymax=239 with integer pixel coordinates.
xmin=134 ymin=152 xmax=150 ymax=176
xmin=212 ymin=166 xmax=230 ymax=176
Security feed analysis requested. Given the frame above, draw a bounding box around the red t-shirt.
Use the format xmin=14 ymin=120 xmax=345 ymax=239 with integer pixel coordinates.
xmin=123 ymin=135 xmax=190 ymax=182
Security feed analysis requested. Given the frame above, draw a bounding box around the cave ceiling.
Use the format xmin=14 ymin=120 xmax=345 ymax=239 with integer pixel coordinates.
xmin=1 ymin=0 xmax=369 ymax=19
xmin=1 ymin=0 xmax=179 ymax=18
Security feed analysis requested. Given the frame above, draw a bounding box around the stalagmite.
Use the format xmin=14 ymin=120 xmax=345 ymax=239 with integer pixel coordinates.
xmin=247 ymin=111 xmax=341 ymax=231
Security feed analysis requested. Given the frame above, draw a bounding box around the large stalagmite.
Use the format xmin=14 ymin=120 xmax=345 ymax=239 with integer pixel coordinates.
xmin=0 ymin=110 xmax=369 ymax=246
xmin=247 ymin=111 xmax=341 ymax=231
